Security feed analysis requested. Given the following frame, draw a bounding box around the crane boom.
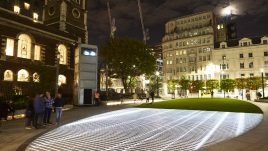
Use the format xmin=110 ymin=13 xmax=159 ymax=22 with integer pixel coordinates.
xmin=137 ymin=0 xmax=147 ymax=44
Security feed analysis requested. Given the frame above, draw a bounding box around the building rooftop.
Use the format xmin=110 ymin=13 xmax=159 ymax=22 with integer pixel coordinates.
xmin=0 ymin=7 xmax=76 ymax=42
xmin=214 ymin=36 xmax=268 ymax=48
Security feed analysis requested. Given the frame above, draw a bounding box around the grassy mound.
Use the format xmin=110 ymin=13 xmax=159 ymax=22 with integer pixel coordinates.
xmin=138 ymin=98 xmax=263 ymax=113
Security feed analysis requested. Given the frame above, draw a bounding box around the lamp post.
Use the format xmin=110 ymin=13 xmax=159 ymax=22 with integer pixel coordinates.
xmin=55 ymin=51 xmax=60 ymax=96
xmin=155 ymin=71 xmax=160 ymax=97
xmin=261 ymin=68 xmax=265 ymax=98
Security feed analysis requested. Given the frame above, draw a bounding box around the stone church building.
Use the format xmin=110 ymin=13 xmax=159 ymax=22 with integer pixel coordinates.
xmin=0 ymin=0 xmax=88 ymax=102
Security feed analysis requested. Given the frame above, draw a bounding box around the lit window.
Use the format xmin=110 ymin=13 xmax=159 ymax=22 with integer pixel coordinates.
xmin=217 ymin=25 xmax=220 ymax=30
xmin=24 ymin=3 xmax=30 ymax=10
xmin=4 ymin=70 xmax=13 ymax=81
xmin=18 ymin=69 xmax=29 ymax=82
xmin=14 ymin=5 xmax=20 ymax=14
xmin=5 ymin=38 xmax=14 ymax=56
xmin=34 ymin=45 xmax=41 ymax=60
xmin=58 ymin=75 xmax=66 ymax=86
xmin=33 ymin=73 xmax=40 ymax=83
xmin=17 ymin=34 xmax=32 ymax=59
xmin=58 ymin=44 xmax=67 ymax=65
xmin=33 ymin=13 xmax=38 ymax=22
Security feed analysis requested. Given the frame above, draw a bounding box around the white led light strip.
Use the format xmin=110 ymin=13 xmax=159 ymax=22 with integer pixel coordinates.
xmin=26 ymin=108 xmax=263 ymax=151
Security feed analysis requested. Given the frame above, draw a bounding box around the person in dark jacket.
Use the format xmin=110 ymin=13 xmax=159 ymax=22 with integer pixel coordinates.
xmin=150 ymin=91 xmax=155 ymax=103
xmin=0 ymin=100 xmax=11 ymax=121
xmin=53 ymin=93 xmax=64 ymax=125
xmin=8 ymin=100 xmax=15 ymax=119
xmin=25 ymin=96 xmax=34 ymax=129
xmin=43 ymin=91 xmax=54 ymax=125
xmin=33 ymin=93 xmax=45 ymax=129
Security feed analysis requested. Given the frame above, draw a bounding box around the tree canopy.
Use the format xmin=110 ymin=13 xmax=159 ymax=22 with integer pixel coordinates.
xmin=206 ymin=80 xmax=219 ymax=91
xmin=100 ymin=37 xmax=156 ymax=92
xmin=220 ymin=79 xmax=236 ymax=92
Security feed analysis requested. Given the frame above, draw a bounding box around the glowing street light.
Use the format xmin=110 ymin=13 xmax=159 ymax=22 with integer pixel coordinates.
xmin=222 ymin=6 xmax=232 ymax=16
xmin=155 ymin=71 xmax=160 ymax=97
xmin=260 ymin=68 xmax=265 ymax=98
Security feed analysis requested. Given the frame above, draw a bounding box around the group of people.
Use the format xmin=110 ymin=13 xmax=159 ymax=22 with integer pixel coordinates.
xmin=25 ymin=91 xmax=65 ymax=129
xmin=145 ymin=90 xmax=155 ymax=103
xmin=132 ymin=90 xmax=155 ymax=103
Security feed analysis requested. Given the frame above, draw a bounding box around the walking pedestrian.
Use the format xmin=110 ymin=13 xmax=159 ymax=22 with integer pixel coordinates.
xmin=146 ymin=90 xmax=150 ymax=103
xmin=33 ymin=92 xmax=45 ymax=129
xmin=53 ymin=93 xmax=64 ymax=125
xmin=43 ymin=91 xmax=54 ymax=125
xmin=94 ymin=91 xmax=100 ymax=106
xmin=150 ymin=91 xmax=155 ymax=103
xmin=25 ymin=96 xmax=34 ymax=130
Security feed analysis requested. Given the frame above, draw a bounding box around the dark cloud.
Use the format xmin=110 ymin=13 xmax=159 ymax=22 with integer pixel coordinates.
xmin=88 ymin=0 xmax=268 ymax=45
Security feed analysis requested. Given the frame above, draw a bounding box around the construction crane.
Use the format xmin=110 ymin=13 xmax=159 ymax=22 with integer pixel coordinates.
xmin=107 ymin=1 xmax=116 ymax=38
xmin=137 ymin=0 xmax=149 ymax=44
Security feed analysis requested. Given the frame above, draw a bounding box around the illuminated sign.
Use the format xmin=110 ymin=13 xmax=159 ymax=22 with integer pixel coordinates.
xmin=81 ymin=47 xmax=97 ymax=56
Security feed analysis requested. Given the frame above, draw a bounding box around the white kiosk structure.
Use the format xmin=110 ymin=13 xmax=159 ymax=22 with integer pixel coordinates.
xmin=74 ymin=44 xmax=98 ymax=105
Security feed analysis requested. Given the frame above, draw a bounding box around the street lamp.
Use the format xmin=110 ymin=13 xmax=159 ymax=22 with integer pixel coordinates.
xmin=261 ymin=68 xmax=265 ymax=98
xmin=155 ymin=71 xmax=160 ymax=97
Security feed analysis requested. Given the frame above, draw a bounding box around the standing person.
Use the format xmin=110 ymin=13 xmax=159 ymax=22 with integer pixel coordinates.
xmin=146 ymin=90 xmax=150 ymax=103
xmin=8 ymin=100 xmax=15 ymax=119
xmin=246 ymin=90 xmax=251 ymax=101
xmin=1 ymin=100 xmax=11 ymax=121
xmin=33 ymin=92 xmax=45 ymax=129
xmin=53 ymin=93 xmax=64 ymax=125
xmin=43 ymin=91 xmax=54 ymax=125
xmin=94 ymin=91 xmax=100 ymax=106
xmin=25 ymin=96 xmax=34 ymax=129
xmin=211 ymin=90 xmax=214 ymax=98
xmin=150 ymin=91 xmax=155 ymax=103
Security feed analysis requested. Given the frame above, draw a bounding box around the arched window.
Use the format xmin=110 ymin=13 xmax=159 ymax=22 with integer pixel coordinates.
xmin=18 ymin=34 xmax=32 ymax=59
xmin=18 ymin=69 xmax=29 ymax=82
xmin=58 ymin=44 xmax=67 ymax=65
xmin=4 ymin=70 xmax=13 ymax=81
xmin=58 ymin=75 xmax=66 ymax=86
xmin=33 ymin=72 xmax=40 ymax=83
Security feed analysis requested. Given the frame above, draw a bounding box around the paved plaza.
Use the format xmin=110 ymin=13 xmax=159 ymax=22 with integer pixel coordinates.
xmin=26 ymin=108 xmax=262 ymax=151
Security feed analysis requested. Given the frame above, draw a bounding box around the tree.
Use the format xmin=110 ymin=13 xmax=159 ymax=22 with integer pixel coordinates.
xmin=206 ymin=80 xmax=219 ymax=91
xmin=191 ymin=80 xmax=205 ymax=93
xmin=245 ymin=77 xmax=262 ymax=90
xmin=147 ymin=75 xmax=162 ymax=93
xmin=167 ymin=79 xmax=177 ymax=94
xmin=100 ymin=38 xmax=156 ymax=93
xmin=179 ymin=76 xmax=190 ymax=91
xmin=220 ymin=79 xmax=236 ymax=97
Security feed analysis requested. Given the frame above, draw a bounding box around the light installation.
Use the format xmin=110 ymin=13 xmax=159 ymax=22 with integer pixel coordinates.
xmin=26 ymin=108 xmax=262 ymax=151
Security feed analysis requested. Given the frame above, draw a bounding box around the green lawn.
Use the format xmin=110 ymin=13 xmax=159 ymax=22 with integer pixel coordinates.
xmin=138 ymin=98 xmax=263 ymax=113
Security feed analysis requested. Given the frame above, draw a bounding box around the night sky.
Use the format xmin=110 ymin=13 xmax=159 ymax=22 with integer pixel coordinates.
xmin=88 ymin=0 xmax=268 ymax=46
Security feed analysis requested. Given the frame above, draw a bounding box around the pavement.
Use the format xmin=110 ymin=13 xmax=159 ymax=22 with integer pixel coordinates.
xmin=0 ymin=104 xmax=132 ymax=151
xmin=0 ymin=99 xmax=268 ymax=151
xmin=201 ymin=101 xmax=268 ymax=151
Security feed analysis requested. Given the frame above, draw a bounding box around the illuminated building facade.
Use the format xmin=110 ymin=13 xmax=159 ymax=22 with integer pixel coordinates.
xmin=0 ymin=0 xmax=88 ymax=100
xmin=162 ymin=11 xmax=217 ymax=94
xmin=213 ymin=36 xmax=268 ymax=80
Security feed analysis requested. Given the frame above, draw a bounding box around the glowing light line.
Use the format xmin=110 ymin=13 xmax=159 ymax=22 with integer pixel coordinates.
xmin=236 ymin=113 xmax=245 ymax=136
xmin=159 ymin=112 xmax=217 ymax=151
xmin=194 ymin=112 xmax=229 ymax=150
